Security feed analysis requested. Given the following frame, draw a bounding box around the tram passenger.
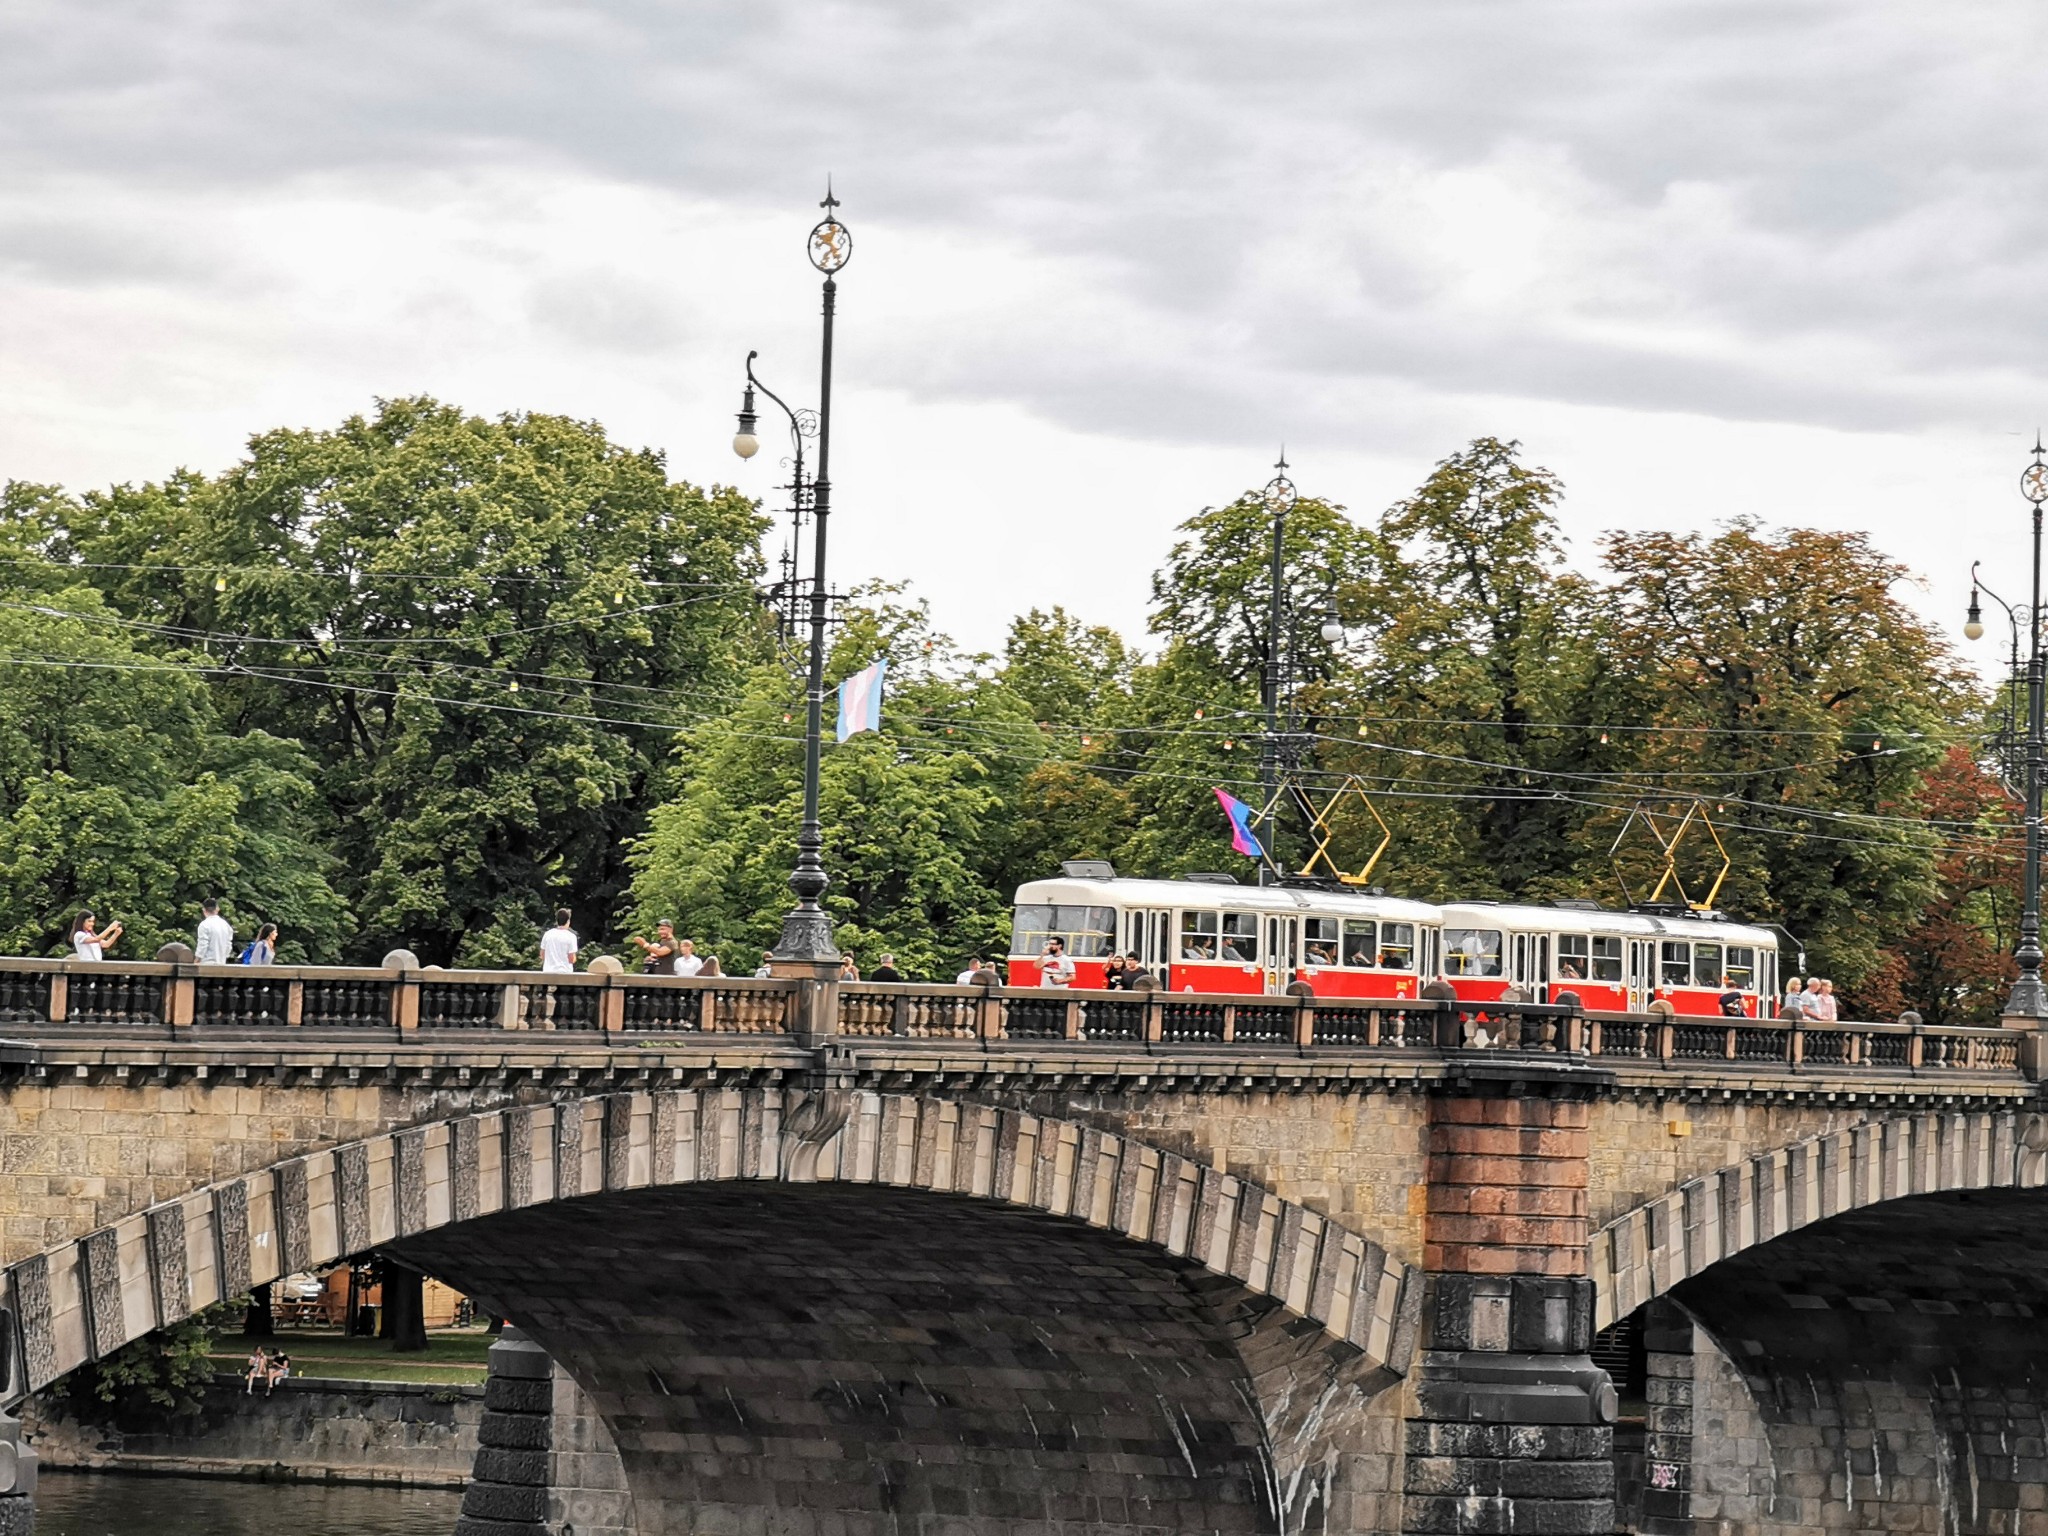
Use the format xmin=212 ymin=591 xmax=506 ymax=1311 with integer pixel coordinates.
xmin=1342 ymin=934 xmax=1373 ymax=967
xmin=1182 ymin=938 xmax=1215 ymax=961
xmin=1558 ymin=959 xmax=1584 ymax=980
xmin=1305 ymin=944 xmax=1335 ymax=967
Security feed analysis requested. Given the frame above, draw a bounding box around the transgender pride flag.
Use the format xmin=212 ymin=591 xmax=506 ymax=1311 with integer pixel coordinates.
xmin=835 ymin=658 xmax=888 ymax=742
xmin=1213 ymin=787 xmax=1266 ymax=860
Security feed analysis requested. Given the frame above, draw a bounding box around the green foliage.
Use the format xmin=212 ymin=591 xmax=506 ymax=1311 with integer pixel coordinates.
xmin=2 ymin=408 xmax=2003 ymax=1018
xmin=0 ymin=577 xmax=348 ymax=958
xmin=631 ymin=595 xmax=1043 ymax=978
xmin=40 ymin=398 xmax=767 ymax=963
xmin=45 ymin=1303 xmax=235 ymax=1431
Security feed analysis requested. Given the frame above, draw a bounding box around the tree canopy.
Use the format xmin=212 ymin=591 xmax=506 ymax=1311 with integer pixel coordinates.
xmin=0 ymin=408 xmax=2013 ymax=1016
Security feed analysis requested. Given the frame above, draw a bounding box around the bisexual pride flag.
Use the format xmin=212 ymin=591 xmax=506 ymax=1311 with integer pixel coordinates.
xmin=1213 ymin=787 xmax=1266 ymax=860
xmin=836 ymin=658 xmax=888 ymax=742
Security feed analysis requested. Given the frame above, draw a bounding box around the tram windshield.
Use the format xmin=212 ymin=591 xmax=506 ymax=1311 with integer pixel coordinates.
xmin=1443 ymin=928 xmax=1504 ymax=978
xmin=1011 ymin=905 xmax=1117 ymax=959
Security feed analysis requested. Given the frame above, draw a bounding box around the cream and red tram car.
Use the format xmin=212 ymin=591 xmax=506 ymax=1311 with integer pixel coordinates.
xmin=1008 ymin=865 xmax=1441 ymax=999
xmin=1435 ymin=900 xmax=1779 ymax=1017
xmin=1008 ymin=865 xmax=1779 ymax=1016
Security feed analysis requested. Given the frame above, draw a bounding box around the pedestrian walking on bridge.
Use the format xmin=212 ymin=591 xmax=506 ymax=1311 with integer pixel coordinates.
xmin=195 ymin=898 xmax=235 ymax=966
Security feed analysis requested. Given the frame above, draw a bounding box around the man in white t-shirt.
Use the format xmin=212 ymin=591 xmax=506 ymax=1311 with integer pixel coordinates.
xmin=955 ymin=957 xmax=986 ymax=985
xmin=195 ymin=899 xmax=235 ymax=965
xmin=539 ymin=909 xmax=579 ymax=973
xmin=1038 ymin=940 xmax=1076 ymax=988
xmin=673 ymin=939 xmax=705 ymax=978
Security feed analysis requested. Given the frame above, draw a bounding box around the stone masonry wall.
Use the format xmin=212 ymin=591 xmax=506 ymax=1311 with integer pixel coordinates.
xmin=1013 ymin=1085 xmax=1435 ymax=1268
xmin=22 ymin=1375 xmax=483 ymax=1485
xmin=1670 ymin=1187 xmax=2048 ymax=1536
xmin=0 ymin=1076 xmax=477 ymax=1263
xmin=550 ymin=1361 xmax=634 ymax=1536
xmin=407 ymin=1182 xmax=1384 ymax=1535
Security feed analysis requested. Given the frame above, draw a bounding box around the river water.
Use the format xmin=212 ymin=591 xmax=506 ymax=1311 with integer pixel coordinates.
xmin=35 ymin=1470 xmax=464 ymax=1534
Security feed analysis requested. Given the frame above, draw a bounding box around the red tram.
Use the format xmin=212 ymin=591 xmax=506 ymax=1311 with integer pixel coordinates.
xmin=1007 ymin=865 xmax=1779 ymax=1018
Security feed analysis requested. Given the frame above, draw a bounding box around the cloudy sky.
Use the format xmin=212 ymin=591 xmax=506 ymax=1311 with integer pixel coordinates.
xmin=3 ymin=2 xmax=2044 ymax=656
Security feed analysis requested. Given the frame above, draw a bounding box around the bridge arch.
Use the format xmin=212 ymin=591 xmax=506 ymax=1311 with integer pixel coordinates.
xmin=1590 ymin=1106 xmax=2048 ymax=1329
xmin=3 ymin=1085 xmax=1420 ymax=1401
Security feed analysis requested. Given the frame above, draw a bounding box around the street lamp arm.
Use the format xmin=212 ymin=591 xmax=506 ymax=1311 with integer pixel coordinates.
xmin=744 ymin=352 xmax=807 ymax=450
xmin=1972 ymin=563 xmax=2024 ymax=628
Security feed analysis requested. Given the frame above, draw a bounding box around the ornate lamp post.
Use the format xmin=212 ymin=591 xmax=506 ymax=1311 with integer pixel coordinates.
xmin=733 ymin=190 xmax=852 ymax=968
xmin=1969 ymin=440 xmax=2048 ymax=1018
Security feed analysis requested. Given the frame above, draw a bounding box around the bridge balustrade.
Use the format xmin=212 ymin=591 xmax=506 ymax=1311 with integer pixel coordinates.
xmin=0 ymin=958 xmax=2029 ymax=1078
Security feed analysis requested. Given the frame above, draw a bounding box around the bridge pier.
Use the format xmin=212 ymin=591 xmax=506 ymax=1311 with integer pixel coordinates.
xmin=1403 ymin=1073 xmax=1617 ymax=1535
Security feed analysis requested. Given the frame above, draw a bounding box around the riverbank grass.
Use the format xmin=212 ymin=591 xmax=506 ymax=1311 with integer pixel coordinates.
xmin=210 ymin=1328 xmax=493 ymax=1385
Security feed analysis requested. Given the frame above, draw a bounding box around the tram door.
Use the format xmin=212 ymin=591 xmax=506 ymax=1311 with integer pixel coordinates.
xmin=1512 ymin=934 xmax=1552 ymax=1001
xmin=1626 ymin=940 xmax=1654 ymax=1011
xmin=1265 ymin=916 xmax=1297 ymax=995
xmin=1125 ymin=909 xmax=1172 ymax=985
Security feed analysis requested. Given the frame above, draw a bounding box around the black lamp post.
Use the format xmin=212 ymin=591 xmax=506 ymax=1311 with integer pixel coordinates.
xmin=733 ymin=189 xmax=852 ymax=967
xmin=1969 ymin=439 xmax=2048 ymax=1018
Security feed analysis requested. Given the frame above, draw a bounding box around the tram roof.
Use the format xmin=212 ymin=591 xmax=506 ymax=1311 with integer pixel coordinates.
xmin=1013 ymin=875 xmax=1442 ymax=922
xmin=1436 ymin=900 xmax=1776 ymax=945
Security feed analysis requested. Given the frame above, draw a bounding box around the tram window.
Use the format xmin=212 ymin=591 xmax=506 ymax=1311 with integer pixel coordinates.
xmin=1378 ymin=922 xmax=1416 ymax=972
xmin=1340 ymin=919 xmax=1376 ymax=967
xmin=1693 ymin=943 xmax=1723 ymax=988
xmin=1724 ymin=947 xmax=1756 ymax=990
xmin=1660 ymin=941 xmax=1692 ymax=987
xmin=1011 ymin=909 xmax=1122 ymax=958
xmin=1443 ymin=928 xmax=1504 ymax=978
xmin=1589 ymin=936 xmax=1623 ymax=982
xmin=1303 ymin=918 xmax=1341 ymax=967
xmin=1179 ymin=910 xmax=1220 ymax=961
xmin=1557 ymin=934 xmax=1588 ymax=980
xmin=1012 ymin=905 xmax=1118 ymax=959
xmin=1219 ymin=912 xmax=1259 ymax=963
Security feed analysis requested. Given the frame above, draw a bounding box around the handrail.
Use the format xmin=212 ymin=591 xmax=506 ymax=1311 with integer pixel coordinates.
xmin=0 ymin=959 xmax=2028 ymax=1075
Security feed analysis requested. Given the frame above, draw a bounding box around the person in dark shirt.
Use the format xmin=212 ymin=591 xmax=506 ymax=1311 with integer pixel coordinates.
xmin=871 ymin=954 xmax=903 ymax=982
xmin=1103 ymin=954 xmax=1129 ymax=989
xmin=629 ymin=920 xmax=681 ymax=975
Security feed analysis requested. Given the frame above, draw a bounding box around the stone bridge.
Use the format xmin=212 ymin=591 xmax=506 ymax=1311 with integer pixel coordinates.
xmin=0 ymin=954 xmax=2040 ymax=1535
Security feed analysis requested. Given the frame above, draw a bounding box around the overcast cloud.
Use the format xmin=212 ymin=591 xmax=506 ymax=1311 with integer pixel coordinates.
xmin=2 ymin=2 xmax=2044 ymax=652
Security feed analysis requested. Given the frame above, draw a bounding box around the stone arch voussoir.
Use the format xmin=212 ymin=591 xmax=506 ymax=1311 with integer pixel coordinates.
xmin=1591 ymin=1106 xmax=2048 ymax=1330
xmin=2 ymin=1086 xmax=1421 ymax=1403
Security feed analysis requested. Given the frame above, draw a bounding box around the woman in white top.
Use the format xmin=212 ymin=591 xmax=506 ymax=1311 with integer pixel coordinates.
xmin=1811 ymin=979 xmax=1839 ymax=1022
xmin=71 ymin=910 xmax=122 ymax=960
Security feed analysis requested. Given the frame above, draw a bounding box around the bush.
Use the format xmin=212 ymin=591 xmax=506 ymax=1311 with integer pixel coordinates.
xmin=43 ymin=1302 xmax=237 ymax=1432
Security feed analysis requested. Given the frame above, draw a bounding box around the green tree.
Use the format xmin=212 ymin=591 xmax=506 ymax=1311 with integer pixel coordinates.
xmin=631 ymin=597 xmax=1043 ymax=977
xmin=1597 ymin=520 xmax=1967 ymax=1006
xmin=45 ymin=1304 xmax=234 ymax=1431
xmin=0 ymin=582 xmax=349 ymax=958
xmin=49 ymin=399 xmax=768 ymax=964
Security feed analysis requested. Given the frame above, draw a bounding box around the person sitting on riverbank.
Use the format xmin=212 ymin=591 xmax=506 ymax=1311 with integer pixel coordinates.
xmin=244 ymin=1346 xmax=268 ymax=1394
xmin=263 ymin=1351 xmax=291 ymax=1394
